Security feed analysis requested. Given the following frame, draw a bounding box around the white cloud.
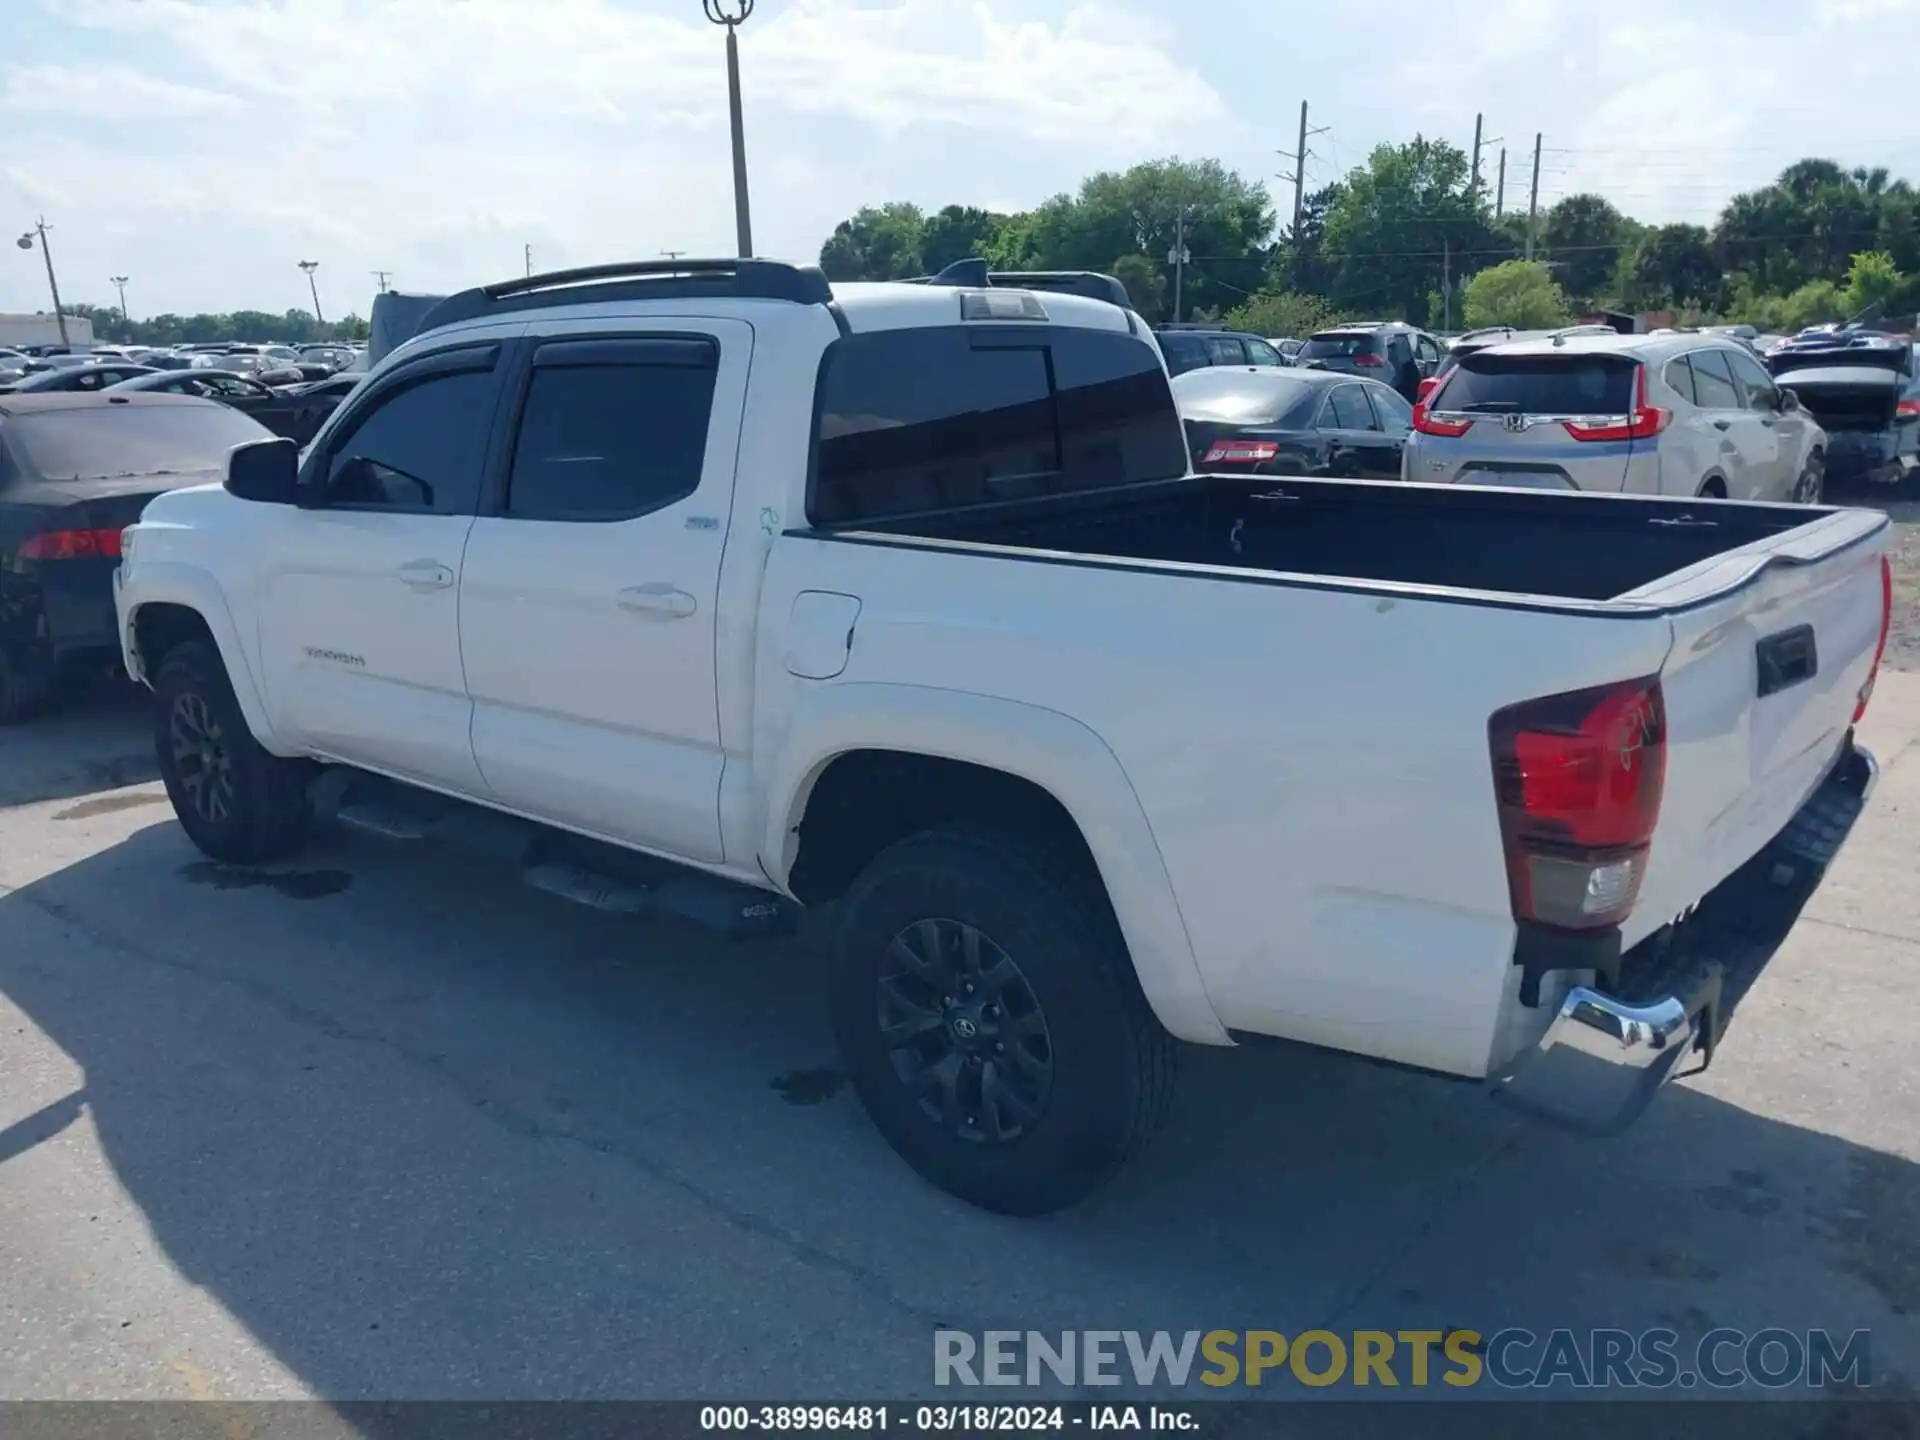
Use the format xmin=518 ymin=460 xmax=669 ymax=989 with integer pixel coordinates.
xmin=0 ymin=62 xmax=243 ymax=117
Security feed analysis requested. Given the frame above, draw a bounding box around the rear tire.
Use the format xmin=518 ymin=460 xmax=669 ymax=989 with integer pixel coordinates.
xmin=828 ymin=827 xmax=1176 ymax=1215
xmin=0 ymin=646 xmax=51 ymax=726
xmin=153 ymin=640 xmax=312 ymax=863
xmin=1696 ymin=477 xmax=1728 ymax=500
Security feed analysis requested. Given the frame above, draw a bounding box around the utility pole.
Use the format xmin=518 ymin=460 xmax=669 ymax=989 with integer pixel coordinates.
xmin=15 ymin=219 xmax=69 ymax=346
xmin=525 ymin=243 xmax=533 ymax=278
xmin=110 ymin=275 xmax=131 ymax=330
xmin=1470 ymin=114 xmax=1484 ymax=199
xmin=1525 ymin=133 xmax=1543 ymax=261
xmin=1168 ymin=209 xmax=1191 ymax=324
xmin=705 ymin=0 xmax=757 ymax=258
xmin=1277 ymin=100 xmax=1329 ymax=239
xmin=1442 ymin=237 xmax=1452 ymax=333
xmin=1496 ymin=148 xmax=1507 ymax=218
xmin=297 ymin=260 xmax=323 ymax=323
xmin=661 ymin=249 xmax=686 ymax=261
xmin=370 ymin=270 xmax=392 ymax=293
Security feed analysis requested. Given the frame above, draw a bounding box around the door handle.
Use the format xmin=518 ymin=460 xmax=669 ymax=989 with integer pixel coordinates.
xmin=617 ymin=584 xmax=697 ymax=619
xmin=396 ymin=560 xmax=454 ymax=590
xmin=1713 ymin=419 xmax=1732 ymax=431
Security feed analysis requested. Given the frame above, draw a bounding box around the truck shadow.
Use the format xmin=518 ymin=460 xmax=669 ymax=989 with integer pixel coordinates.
xmin=0 ymin=682 xmax=156 ymax=810
xmin=0 ymin=819 xmax=1913 ymax=1409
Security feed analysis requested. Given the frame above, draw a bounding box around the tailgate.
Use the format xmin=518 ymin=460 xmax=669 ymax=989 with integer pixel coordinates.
xmin=1413 ymin=350 xmax=1642 ymax=491
xmin=1622 ymin=509 xmax=1892 ymax=946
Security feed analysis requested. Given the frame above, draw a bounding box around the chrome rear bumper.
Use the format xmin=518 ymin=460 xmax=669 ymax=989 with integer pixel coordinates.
xmin=1490 ymin=739 xmax=1879 ymax=1137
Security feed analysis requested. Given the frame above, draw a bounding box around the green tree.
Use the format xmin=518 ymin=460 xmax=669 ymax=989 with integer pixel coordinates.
xmin=1109 ymin=254 xmax=1167 ymax=321
xmin=1320 ymin=137 xmax=1500 ymax=325
xmin=1461 ymin=260 xmax=1570 ymax=328
xmin=1221 ymin=291 xmax=1344 ymax=339
xmin=1840 ymin=250 xmax=1905 ymax=316
xmin=919 ymin=205 xmax=1009 ymax=275
xmin=818 ymin=203 xmax=926 ymax=281
xmin=1622 ymin=223 xmax=1720 ymax=309
xmin=1541 ymin=194 xmax=1628 ymax=303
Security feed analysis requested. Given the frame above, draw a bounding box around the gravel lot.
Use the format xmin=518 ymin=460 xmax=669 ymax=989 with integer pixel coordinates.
xmin=0 ymin=625 xmax=1917 ymax=1411
xmin=1873 ymin=482 xmax=1920 ymax=673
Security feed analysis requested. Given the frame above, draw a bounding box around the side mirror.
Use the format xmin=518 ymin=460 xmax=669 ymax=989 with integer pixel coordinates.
xmin=224 ymin=436 xmax=299 ymax=505
xmin=1779 ymin=387 xmax=1801 ymax=412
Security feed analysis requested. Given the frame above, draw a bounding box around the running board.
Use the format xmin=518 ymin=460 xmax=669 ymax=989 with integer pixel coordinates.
xmin=311 ymin=769 xmax=797 ymax=940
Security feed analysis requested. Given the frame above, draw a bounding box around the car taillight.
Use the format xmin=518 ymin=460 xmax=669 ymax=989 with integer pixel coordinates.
xmin=1416 ymin=367 xmax=1453 ymax=405
xmin=20 ymin=528 xmax=123 ymax=560
xmin=1201 ymin=438 xmax=1280 ymax=466
xmin=1489 ymin=677 xmax=1666 ymax=931
xmin=1855 ymin=554 xmax=1894 ymax=723
xmin=1354 ymin=353 xmax=1385 ymax=368
xmin=1412 ymin=401 xmax=1472 ymax=437
xmin=1563 ymin=364 xmax=1669 ymax=442
xmin=1896 ymin=398 xmax=1920 ymax=419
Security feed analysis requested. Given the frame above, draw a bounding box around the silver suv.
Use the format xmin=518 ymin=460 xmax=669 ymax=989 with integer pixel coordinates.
xmin=1404 ymin=332 xmax=1827 ymax=502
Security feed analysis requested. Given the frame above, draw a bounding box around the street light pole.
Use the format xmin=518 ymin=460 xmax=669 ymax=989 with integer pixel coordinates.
xmin=15 ymin=219 xmax=70 ymax=347
xmin=110 ymin=275 xmax=130 ymax=333
xmin=298 ymin=260 xmax=324 ymax=324
xmin=704 ymin=0 xmax=755 ymax=258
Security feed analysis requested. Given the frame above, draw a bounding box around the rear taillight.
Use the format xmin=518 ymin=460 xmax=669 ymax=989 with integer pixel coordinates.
xmin=1354 ymin=353 xmax=1386 ymax=368
xmin=1412 ymin=401 xmax=1472 ymax=437
xmin=1563 ymin=364 xmax=1670 ymax=443
xmin=1201 ymin=438 xmax=1279 ymax=466
xmin=1896 ymin=398 xmax=1920 ymax=419
xmin=20 ymin=528 xmax=123 ymax=560
xmin=1855 ymin=554 xmax=1894 ymax=723
xmin=1489 ymin=677 xmax=1667 ymax=931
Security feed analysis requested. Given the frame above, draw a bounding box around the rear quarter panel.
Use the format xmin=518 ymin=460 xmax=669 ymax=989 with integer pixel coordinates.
xmin=756 ymin=534 xmax=1675 ymax=1077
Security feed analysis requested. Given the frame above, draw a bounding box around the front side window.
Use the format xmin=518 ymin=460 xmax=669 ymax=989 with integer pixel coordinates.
xmin=811 ymin=325 xmax=1183 ymax=525
xmin=323 ymin=365 xmax=495 ymax=513
xmin=1243 ymin=339 xmax=1283 ymax=366
xmin=1724 ymin=348 xmax=1778 ymax=411
xmin=505 ymin=343 xmax=718 ymax=522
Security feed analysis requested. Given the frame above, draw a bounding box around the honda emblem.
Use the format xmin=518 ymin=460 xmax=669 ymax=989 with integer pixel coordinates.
xmin=1502 ymin=413 xmax=1527 ymax=434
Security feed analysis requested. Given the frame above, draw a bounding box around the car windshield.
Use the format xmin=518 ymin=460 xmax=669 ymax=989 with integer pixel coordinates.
xmin=1299 ymin=333 xmax=1381 ymax=360
xmin=6 ymin=404 xmax=271 ymax=480
xmin=1433 ymin=353 xmax=1637 ymax=413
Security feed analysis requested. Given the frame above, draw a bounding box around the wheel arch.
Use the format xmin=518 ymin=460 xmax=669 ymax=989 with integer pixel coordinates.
xmin=123 ymin=564 xmax=277 ymax=746
xmin=761 ymin=683 xmax=1229 ymax=1046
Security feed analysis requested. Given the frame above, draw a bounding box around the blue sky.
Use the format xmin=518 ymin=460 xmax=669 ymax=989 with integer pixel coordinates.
xmin=3 ymin=0 xmax=1918 ymax=319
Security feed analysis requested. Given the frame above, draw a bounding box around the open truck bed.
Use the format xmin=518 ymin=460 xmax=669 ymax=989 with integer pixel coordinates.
xmin=861 ymin=472 xmax=1860 ymax=604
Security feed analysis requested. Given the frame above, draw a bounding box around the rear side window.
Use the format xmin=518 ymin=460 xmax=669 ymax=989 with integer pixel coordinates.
xmin=1159 ymin=334 xmax=1209 ymax=375
xmin=811 ymin=325 xmax=1185 ymax=525
xmin=1326 ymin=385 xmax=1378 ymax=430
xmin=506 ymin=339 xmax=718 ymax=522
xmin=1206 ymin=337 xmax=1247 ymax=366
xmin=1299 ymin=333 xmax=1380 ymax=361
xmin=1244 ymin=339 xmax=1283 ymax=366
xmin=1663 ymin=356 xmax=1697 ymax=405
xmin=1434 ymin=354 xmax=1635 ymax=414
xmin=1368 ymin=386 xmax=1413 ymax=432
xmin=1689 ymin=349 xmax=1740 ymax=409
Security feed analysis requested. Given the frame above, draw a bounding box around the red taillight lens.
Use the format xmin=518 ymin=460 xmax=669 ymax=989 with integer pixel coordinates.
xmin=20 ymin=528 xmax=123 ymax=560
xmin=1353 ymin=352 xmax=1385 ymax=368
xmin=1412 ymin=401 xmax=1472 ymax=437
xmin=1489 ymin=677 xmax=1667 ymax=931
xmin=1201 ymin=438 xmax=1280 ymax=466
xmin=1563 ymin=364 xmax=1670 ymax=442
xmin=1855 ymin=554 xmax=1894 ymax=723
xmin=1896 ymin=398 xmax=1920 ymax=419
xmin=1416 ymin=377 xmax=1440 ymax=403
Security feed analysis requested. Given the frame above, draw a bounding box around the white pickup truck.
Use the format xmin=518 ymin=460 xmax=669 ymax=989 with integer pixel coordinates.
xmin=114 ymin=259 xmax=1894 ymax=1214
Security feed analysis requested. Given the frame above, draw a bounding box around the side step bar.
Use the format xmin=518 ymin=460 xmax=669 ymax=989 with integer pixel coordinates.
xmin=313 ymin=770 xmax=798 ymax=940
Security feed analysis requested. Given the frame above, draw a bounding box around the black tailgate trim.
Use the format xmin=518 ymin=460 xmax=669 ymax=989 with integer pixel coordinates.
xmin=1756 ymin=624 xmax=1818 ymax=698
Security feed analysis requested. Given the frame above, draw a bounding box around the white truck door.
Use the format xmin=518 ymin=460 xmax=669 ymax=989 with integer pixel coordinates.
xmin=459 ymin=321 xmax=751 ymax=864
xmin=255 ymin=342 xmax=504 ymax=792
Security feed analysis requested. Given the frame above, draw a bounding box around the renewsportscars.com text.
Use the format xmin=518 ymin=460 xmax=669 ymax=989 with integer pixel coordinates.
xmin=934 ymin=1328 xmax=1871 ymax=1390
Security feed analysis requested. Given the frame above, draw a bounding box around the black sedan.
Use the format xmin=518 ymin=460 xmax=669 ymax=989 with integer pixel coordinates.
xmin=1174 ymin=367 xmax=1414 ymax=480
xmin=0 ymin=392 xmax=272 ymax=720
xmin=0 ymin=361 xmax=157 ymax=395
xmin=276 ymin=371 xmax=363 ymax=443
xmin=104 ymin=368 xmax=306 ymax=440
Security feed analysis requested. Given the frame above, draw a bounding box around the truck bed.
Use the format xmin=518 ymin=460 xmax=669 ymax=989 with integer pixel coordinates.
xmin=869 ymin=474 xmax=1826 ymax=602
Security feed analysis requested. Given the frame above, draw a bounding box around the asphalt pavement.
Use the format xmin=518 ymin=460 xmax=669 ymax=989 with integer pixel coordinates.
xmin=0 ymin=677 xmax=1916 ymax=1405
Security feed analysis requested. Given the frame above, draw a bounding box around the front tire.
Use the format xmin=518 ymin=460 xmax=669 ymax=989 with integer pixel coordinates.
xmin=1791 ymin=454 xmax=1824 ymax=505
xmin=153 ymin=640 xmax=312 ymax=863
xmin=829 ymin=828 xmax=1176 ymax=1215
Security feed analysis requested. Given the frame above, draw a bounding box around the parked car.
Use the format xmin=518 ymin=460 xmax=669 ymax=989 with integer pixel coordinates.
xmin=1174 ymin=366 xmax=1410 ymax=479
xmin=1270 ymin=337 xmax=1304 ymax=364
xmin=1154 ymin=326 xmax=1290 ymax=376
xmin=105 ymin=369 xmax=307 ymax=439
xmin=1764 ymin=328 xmax=1918 ymax=490
xmin=0 ymin=361 xmax=157 ymax=395
xmin=297 ymin=344 xmax=355 ymax=371
xmin=275 ymin=371 xmax=363 ymax=442
xmin=1295 ymin=321 xmax=1447 ymax=401
xmin=0 ymin=392 xmax=272 ymax=720
xmin=115 ymin=257 xmax=1892 ymax=1214
xmin=1406 ymin=331 xmax=1827 ymax=502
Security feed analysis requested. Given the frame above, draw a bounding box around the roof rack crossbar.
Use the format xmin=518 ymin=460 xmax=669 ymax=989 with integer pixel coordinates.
xmin=911 ymin=257 xmax=1132 ymax=310
xmin=417 ymin=258 xmax=835 ymax=336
